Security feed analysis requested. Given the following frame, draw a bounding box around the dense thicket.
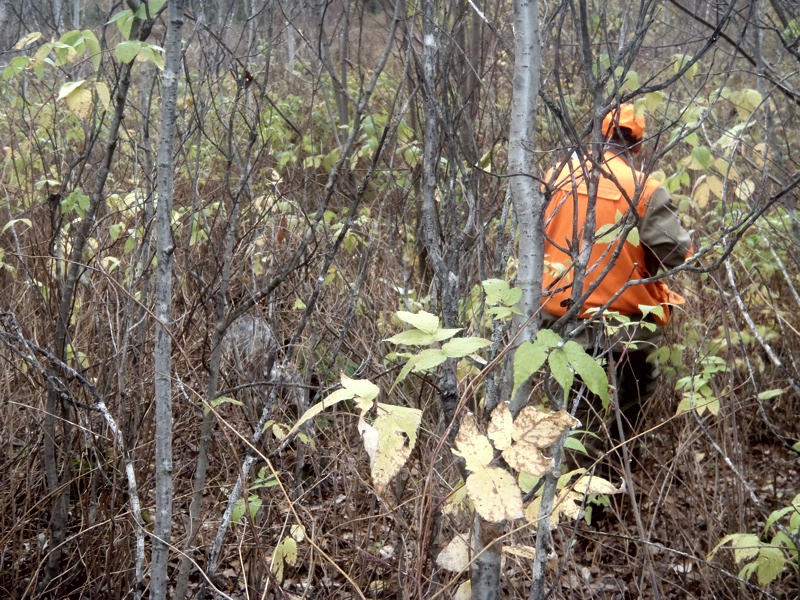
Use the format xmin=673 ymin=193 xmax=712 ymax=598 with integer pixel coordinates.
xmin=0 ymin=0 xmax=798 ymax=598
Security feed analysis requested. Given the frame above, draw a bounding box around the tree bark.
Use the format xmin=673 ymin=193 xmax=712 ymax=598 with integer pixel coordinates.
xmin=150 ymin=0 xmax=185 ymax=597
xmin=471 ymin=0 xmax=543 ymax=599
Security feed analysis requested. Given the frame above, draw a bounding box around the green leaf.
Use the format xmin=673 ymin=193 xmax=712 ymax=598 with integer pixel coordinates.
xmin=626 ymin=227 xmax=640 ymax=247
xmin=756 ymin=547 xmax=786 ymax=586
xmin=341 ymin=374 xmax=380 ymax=403
xmin=548 ymin=348 xmax=574 ymax=393
xmin=638 ymin=304 xmax=665 ymax=321
xmin=764 ymin=505 xmax=795 ymax=533
xmin=135 ymin=0 xmax=167 ymax=18
xmin=109 ymin=9 xmax=135 ymax=39
xmin=482 ymin=279 xmax=522 ymax=307
xmin=412 ymin=348 xmax=448 ymax=372
xmin=536 ymin=329 xmax=562 ymax=348
xmin=482 ymin=278 xmax=511 ymax=305
xmin=564 ymin=435 xmax=588 ymax=455
xmin=518 ymin=471 xmax=540 ymax=494
xmin=431 ymin=328 xmax=463 ymax=342
xmin=232 ymin=494 xmax=262 ymax=524
xmin=595 ymin=222 xmax=620 ymax=244
xmin=395 ymin=310 xmax=440 ymax=334
xmin=82 ymin=30 xmax=102 ymax=71
xmin=757 ymin=389 xmax=784 ymax=401
xmin=645 ymin=91 xmax=665 ymax=113
xmin=138 ymin=44 xmax=165 ymax=70
xmin=386 ymin=329 xmax=437 ymax=346
xmin=512 ymin=340 xmax=548 ymax=395
xmin=563 ymin=341 xmax=610 ymax=407
xmin=691 ymin=146 xmax=713 ymax=170
xmin=116 ymin=40 xmax=141 ymax=63
xmin=441 ymin=337 xmax=491 ymax=358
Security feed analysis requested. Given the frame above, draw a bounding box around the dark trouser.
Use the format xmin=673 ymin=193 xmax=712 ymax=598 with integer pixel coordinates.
xmin=540 ymin=312 xmax=662 ymax=475
xmin=571 ymin=348 xmax=658 ymax=475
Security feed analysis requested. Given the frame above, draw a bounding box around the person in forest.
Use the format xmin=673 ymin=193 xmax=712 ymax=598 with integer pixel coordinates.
xmin=540 ymin=103 xmax=693 ymax=472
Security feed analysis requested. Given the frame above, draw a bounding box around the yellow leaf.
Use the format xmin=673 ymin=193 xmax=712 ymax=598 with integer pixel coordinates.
xmin=443 ymin=482 xmax=468 ymax=515
xmin=454 ymin=581 xmax=472 ymax=600
xmin=453 ymin=414 xmax=494 ymax=472
xmin=436 ymin=534 xmax=471 ymax=572
xmin=466 ymin=465 xmax=523 ymax=523
xmin=735 ymin=179 xmax=754 ymax=201
xmin=360 ymin=404 xmax=422 ymax=494
xmin=707 ymin=175 xmax=724 ymax=199
xmin=487 ymin=402 xmax=513 ymax=451
xmin=692 ymin=179 xmax=710 ymax=208
xmin=95 ymin=82 xmax=111 ymax=111
xmin=15 ymin=32 xmax=42 ymax=49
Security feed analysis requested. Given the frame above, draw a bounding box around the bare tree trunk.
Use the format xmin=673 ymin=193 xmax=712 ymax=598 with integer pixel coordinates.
xmin=470 ymin=1 xmax=543 ymax=599
xmin=150 ymin=1 xmax=185 ymax=596
xmin=51 ymin=0 xmax=64 ymax=35
xmin=0 ymin=0 xmax=12 ymax=56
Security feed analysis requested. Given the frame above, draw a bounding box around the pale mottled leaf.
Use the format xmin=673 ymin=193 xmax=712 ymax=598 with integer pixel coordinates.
xmin=502 ymin=444 xmax=553 ymax=477
xmin=466 ymin=465 xmax=523 ymax=523
xmin=487 ymin=402 xmax=513 ymax=451
xmin=291 ymin=524 xmax=306 ymax=542
xmin=65 ymin=84 xmax=94 ymax=119
xmin=95 ymin=82 xmax=111 ymax=111
xmin=14 ymin=32 xmax=42 ymax=50
xmin=454 ymin=581 xmax=471 ymax=600
xmin=571 ymin=474 xmax=620 ymax=495
xmin=453 ymin=415 xmax=494 ymax=472
xmin=436 ymin=534 xmax=471 ymax=572
xmin=365 ymin=403 xmax=422 ymax=493
xmin=512 ymin=407 xmax=580 ymax=447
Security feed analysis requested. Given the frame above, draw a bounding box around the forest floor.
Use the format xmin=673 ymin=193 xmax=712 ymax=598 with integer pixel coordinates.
xmin=196 ymin=391 xmax=799 ymax=600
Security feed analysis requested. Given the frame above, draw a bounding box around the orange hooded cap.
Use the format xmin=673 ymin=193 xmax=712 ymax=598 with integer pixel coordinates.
xmin=602 ymin=103 xmax=646 ymax=141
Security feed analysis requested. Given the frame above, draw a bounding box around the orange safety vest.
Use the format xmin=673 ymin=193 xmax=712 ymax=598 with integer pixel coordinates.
xmin=541 ymin=151 xmax=681 ymax=326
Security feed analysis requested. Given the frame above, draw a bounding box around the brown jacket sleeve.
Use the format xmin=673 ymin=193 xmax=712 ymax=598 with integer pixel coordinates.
xmin=639 ymin=185 xmax=693 ymax=274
